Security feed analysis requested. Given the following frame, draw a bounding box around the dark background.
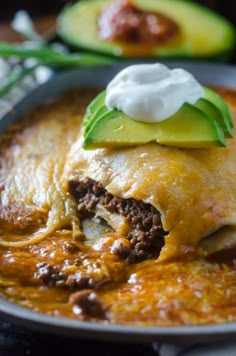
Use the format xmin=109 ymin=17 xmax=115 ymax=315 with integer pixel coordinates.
xmin=0 ymin=0 xmax=235 ymax=24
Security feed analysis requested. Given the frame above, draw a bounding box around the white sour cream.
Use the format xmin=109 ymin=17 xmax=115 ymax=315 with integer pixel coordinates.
xmin=105 ymin=63 xmax=204 ymax=123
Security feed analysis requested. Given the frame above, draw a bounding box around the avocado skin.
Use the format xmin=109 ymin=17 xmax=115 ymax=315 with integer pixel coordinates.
xmin=85 ymin=104 xmax=110 ymax=135
xmin=195 ymin=98 xmax=233 ymax=138
xmin=83 ymin=103 xmax=226 ymax=150
xmin=58 ymin=0 xmax=235 ymax=59
xmin=204 ymin=87 xmax=234 ymax=128
xmin=83 ymin=91 xmax=106 ymax=128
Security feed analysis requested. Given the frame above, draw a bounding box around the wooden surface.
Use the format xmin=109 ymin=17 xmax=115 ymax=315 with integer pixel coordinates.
xmin=0 ymin=15 xmax=56 ymax=42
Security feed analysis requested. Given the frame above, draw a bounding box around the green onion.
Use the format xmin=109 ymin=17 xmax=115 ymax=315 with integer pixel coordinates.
xmin=0 ymin=41 xmax=116 ymax=98
xmin=0 ymin=42 xmax=114 ymax=67
xmin=0 ymin=65 xmax=37 ymax=97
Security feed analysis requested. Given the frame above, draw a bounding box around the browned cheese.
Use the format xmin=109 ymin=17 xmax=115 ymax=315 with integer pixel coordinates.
xmin=0 ymin=87 xmax=236 ymax=326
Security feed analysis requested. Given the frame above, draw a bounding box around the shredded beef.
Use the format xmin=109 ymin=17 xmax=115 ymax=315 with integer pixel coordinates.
xmin=69 ymin=178 xmax=167 ymax=263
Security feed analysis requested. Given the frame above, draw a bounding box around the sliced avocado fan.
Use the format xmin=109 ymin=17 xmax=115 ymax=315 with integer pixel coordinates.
xmin=83 ymin=91 xmax=106 ymax=128
xmin=82 ymin=86 xmax=233 ymax=149
xmin=83 ymin=103 xmax=226 ymax=150
xmin=204 ymin=87 xmax=234 ymax=128
xmin=195 ymin=98 xmax=232 ymax=138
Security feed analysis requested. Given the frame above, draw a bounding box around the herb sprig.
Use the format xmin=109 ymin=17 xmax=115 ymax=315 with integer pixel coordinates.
xmin=0 ymin=11 xmax=114 ymax=98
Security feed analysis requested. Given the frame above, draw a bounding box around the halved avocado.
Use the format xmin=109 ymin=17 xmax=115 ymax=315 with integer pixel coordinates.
xmin=194 ymin=98 xmax=233 ymax=138
xmin=204 ymin=87 xmax=234 ymax=128
xmin=83 ymin=104 xmax=226 ymax=149
xmin=58 ymin=0 xmax=235 ymax=59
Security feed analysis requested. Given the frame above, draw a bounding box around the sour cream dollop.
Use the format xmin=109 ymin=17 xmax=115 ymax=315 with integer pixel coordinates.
xmin=105 ymin=63 xmax=204 ymax=123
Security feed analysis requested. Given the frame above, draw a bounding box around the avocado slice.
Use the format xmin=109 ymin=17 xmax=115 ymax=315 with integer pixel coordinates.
xmin=58 ymin=0 xmax=235 ymax=59
xmin=83 ymin=104 xmax=226 ymax=149
xmin=195 ymin=98 xmax=233 ymax=138
xmin=204 ymin=87 xmax=234 ymax=128
xmin=85 ymin=104 xmax=110 ymax=135
xmin=83 ymin=90 xmax=106 ymax=128
xmin=83 ymin=87 xmax=233 ymax=139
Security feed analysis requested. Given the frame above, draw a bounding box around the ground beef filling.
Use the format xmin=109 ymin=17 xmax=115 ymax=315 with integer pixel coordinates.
xmin=69 ymin=178 xmax=167 ymax=263
xmin=98 ymin=0 xmax=180 ymax=44
xmin=69 ymin=290 xmax=107 ymax=320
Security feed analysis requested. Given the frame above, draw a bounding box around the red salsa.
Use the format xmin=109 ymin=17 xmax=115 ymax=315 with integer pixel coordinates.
xmin=98 ymin=0 xmax=180 ymax=45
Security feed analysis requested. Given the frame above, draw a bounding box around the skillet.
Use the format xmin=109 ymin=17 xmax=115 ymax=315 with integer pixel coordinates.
xmin=0 ymin=61 xmax=236 ymax=343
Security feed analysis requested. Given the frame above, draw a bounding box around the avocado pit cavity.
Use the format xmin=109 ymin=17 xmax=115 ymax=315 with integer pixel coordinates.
xmin=98 ymin=0 xmax=180 ymax=45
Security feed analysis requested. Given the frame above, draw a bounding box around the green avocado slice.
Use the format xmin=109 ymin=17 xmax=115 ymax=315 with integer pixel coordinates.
xmin=83 ymin=104 xmax=226 ymax=150
xmin=58 ymin=0 xmax=235 ymax=59
xmin=83 ymin=87 xmax=233 ymax=139
xmin=83 ymin=91 xmax=106 ymax=127
xmin=85 ymin=104 xmax=110 ymax=135
xmin=194 ymin=98 xmax=233 ymax=138
xmin=204 ymin=87 xmax=234 ymax=128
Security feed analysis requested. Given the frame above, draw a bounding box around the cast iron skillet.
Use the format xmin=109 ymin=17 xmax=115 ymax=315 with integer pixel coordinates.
xmin=0 ymin=61 xmax=236 ymax=343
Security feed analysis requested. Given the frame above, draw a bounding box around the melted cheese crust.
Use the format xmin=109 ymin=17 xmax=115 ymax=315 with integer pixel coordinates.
xmin=62 ymin=99 xmax=236 ymax=260
xmin=0 ymin=87 xmax=236 ymax=325
xmin=0 ymin=90 xmax=93 ymax=245
xmin=1 ymin=86 xmax=236 ymax=259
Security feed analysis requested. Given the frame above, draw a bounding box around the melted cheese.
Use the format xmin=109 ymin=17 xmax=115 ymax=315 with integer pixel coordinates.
xmin=1 ymin=87 xmax=236 ymax=260
xmin=0 ymin=91 xmax=85 ymax=246
xmin=62 ymin=107 xmax=236 ymax=260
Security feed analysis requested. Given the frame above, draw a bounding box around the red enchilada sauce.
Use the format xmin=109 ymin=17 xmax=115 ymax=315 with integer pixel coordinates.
xmin=0 ymin=87 xmax=236 ymax=325
xmin=98 ymin=0 xmax=180 ymax=56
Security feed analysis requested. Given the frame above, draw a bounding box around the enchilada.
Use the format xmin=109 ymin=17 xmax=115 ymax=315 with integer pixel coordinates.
xmin=0 ymin=71 xmax=236 ymax=325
